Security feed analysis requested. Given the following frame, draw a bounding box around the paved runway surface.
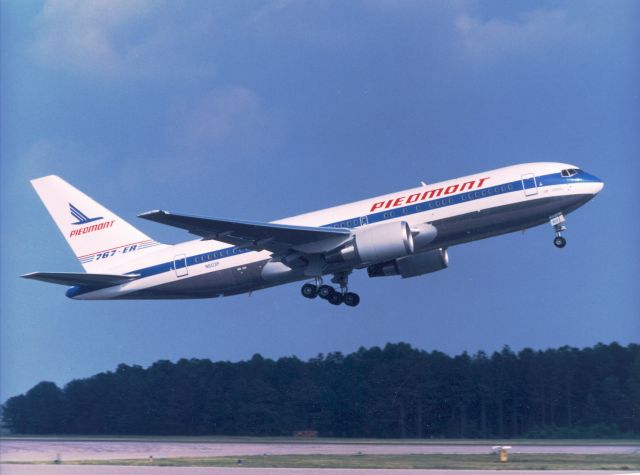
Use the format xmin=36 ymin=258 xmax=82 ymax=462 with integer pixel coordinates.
xmin=1 ymin=439 xmax=638 ymax=462
xmin=0 ymin=466 xmax=635 ymax=475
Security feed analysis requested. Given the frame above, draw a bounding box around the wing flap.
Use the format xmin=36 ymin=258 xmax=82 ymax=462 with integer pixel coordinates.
xmin=21 ymin=272 xmax=140 ymax=287
xmin=138 ymin=210 xmax=351 ymax=253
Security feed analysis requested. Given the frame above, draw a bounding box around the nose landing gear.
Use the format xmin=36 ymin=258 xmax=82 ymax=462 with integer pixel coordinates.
xmin=300 ymin=273 xmax=360 ymax=307
xmin=550 ymin=213 xmax=567 ymax=248
xmin=553 ymin=236 xmax=567 ymax=248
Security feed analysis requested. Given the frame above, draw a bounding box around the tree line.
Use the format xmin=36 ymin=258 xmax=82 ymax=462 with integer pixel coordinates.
xmin=3 ymin=342 xmax=639 ymax=438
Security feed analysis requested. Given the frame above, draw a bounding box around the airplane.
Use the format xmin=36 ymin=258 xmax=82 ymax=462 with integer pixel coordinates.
xmin=22 ymin=162 xmax=603 ymax=307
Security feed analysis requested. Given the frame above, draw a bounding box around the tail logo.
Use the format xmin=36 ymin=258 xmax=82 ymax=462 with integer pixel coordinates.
xmin=70 ymin=203 xmax=103 ymax=225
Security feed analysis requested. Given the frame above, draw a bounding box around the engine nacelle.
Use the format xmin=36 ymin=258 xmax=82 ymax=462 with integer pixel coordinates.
xmin=411 ymin=222 xmax=438 ymax=250
xmin=367 ymin=248 xmax=449 ymax=278
xmin=326 ymin=221 xmax=414 ymax=265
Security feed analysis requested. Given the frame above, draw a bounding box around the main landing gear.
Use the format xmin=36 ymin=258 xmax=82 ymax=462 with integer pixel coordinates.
xmin=300 ymin=274 xmax=360 ymax=307
xmin=550 ymin=213 xmax=567 ymax=248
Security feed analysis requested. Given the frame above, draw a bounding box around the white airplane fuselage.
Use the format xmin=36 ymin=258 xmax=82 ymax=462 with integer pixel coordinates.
xmin=26 ymin=162 xmax=603 ymax=303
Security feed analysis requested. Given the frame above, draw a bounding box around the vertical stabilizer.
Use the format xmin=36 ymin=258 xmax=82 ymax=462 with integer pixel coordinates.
xmin=31 ymin=175 xmax=166 ymax=273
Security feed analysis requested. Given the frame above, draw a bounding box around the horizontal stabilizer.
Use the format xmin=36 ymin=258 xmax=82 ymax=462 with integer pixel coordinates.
xmin=138 ymin=210 xmax=351 ymax=254
xmin=21 ymin=272 xmax=140 ymax=288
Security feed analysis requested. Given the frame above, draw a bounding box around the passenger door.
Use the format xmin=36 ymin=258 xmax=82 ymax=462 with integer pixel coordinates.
xmin=521 ymin=173 xmax=538 ymax=197
xmin=173 ymin=254 xmax=188 ymax=278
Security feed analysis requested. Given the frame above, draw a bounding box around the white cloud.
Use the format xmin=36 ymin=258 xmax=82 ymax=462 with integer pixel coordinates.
xmin=32 ymin=0 xmax=159 ymax=77
xmin=455 ymin=8 xmax=580 ymax=62
xmin=30 ymin=0 xmax=346 ymax=80
xmin=31 ymin=0 xmax=218 ymax=80
xmin=155 ymin=86 xmax=285 ymax=182
xmin=13 ymin=138 xmax=115 ymax=190
xmin=171 ymin=86 xmax=275 ymax=149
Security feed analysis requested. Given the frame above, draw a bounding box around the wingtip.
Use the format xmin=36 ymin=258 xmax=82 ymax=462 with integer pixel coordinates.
xmin=138 ymin=209 xmax=168 ymax=219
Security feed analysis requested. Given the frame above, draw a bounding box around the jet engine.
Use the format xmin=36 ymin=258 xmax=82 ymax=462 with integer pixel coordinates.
xmin=367 ymin=248 xmax=449 ymax=278
xmin=326 ymin=221 xmax=414 ymax=265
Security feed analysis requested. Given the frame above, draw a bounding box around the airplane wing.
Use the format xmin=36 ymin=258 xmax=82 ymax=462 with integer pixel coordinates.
xmin=21 ymin=272 xmax=140 ymax=287
xmin=138 ymin=210 xmax=352 ymax=254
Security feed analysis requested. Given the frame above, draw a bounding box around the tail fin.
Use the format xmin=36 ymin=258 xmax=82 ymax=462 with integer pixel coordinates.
xmin=31 ymin=175 xmax=166 ymax=273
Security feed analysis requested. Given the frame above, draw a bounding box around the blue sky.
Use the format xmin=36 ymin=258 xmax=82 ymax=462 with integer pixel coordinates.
xmin=1 ymin=0 xmax=638 ymax=401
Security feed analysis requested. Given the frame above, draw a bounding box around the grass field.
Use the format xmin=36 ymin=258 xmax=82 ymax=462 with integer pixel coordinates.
xmin=18 ymin=453 xmax=637 ymax=470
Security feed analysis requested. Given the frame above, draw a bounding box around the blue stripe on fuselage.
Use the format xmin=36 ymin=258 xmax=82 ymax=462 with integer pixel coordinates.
xmin=67 ymin=171 xmax=598 ymax=297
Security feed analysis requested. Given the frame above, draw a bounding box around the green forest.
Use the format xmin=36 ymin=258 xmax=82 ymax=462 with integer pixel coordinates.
xmin=3 ymin=342 xmax=639 ymax=438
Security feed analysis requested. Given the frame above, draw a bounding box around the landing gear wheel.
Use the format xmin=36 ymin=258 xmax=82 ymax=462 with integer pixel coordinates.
xmin=328 ymin=292 xmax=344 ymax=305
xmin=318 ymin=285 xmax=335 ymax=300
xmin=344 ymin=292 xmax=360 ymax=307
xmin=301 ymin=283 xmax=318 ymax=299
xmin=554 ymin=236 xmax=567 ymax=248
xmin=550 ymin=213 xmax=567 ymax=249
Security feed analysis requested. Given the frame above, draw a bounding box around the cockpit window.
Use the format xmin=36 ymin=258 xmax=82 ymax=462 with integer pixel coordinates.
xmin=561 ymin=168 xmax=580 ymax=177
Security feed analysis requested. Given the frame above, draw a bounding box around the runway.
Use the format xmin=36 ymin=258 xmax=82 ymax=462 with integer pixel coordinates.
xmin=1 ymin=438 xmax=637 ymax=475
xmin=1 ymin=439 xmax=637 ymax=462
xmin=5 ymin=439 xmax=640 ymax=462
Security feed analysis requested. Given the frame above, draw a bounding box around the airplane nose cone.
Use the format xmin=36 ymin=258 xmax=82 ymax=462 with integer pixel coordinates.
xmin=580 ymin=171 xmax=604 ymax=195
xmin=593 ymin=177 xmax=604 ymax=194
